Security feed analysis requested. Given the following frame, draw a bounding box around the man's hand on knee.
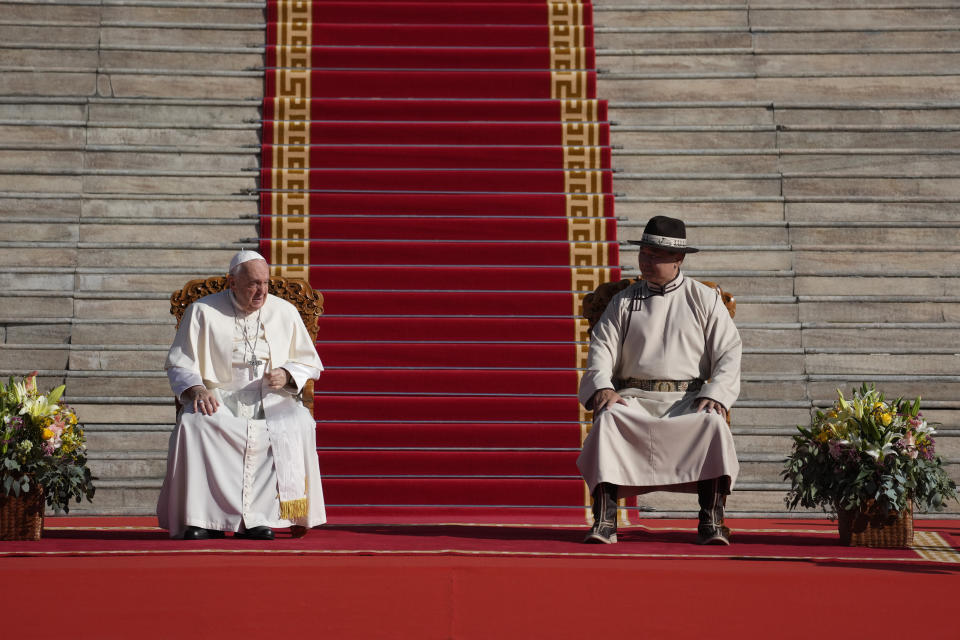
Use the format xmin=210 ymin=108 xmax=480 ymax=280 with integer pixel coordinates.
xmin=187 ymin=385 xmax=219 ymax=415
xmin=696 ymin=397 xmax=728 ymax=421
xmin=591 ymin=388 xmax=628 ymax=413
xmin=266 ymin=367 xmax=291 ymax=390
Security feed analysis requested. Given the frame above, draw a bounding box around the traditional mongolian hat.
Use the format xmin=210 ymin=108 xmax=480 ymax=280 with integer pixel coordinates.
xmin=627 ymin=215 xmax=699 ymax=254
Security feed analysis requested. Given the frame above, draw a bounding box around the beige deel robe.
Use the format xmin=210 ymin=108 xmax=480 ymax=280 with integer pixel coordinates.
xmin=577 ymin=272 xmax=742 ymax=499
xmin=157 ymin=290 xmax=326 ymax=537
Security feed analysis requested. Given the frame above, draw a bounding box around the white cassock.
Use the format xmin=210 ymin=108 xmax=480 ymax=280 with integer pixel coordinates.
xmin=577 ymin=272 xmax=742 ymax=498
xmin=157 ymin=290 xmax=326 ymax=537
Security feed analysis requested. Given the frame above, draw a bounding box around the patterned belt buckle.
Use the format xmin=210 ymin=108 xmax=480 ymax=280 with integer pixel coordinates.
xmin=655 ymin=381 xmax=675 ymax=392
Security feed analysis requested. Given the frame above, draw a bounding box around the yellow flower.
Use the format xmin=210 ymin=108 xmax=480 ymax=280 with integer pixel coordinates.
xmin=816 ymin=431 xmax=830 ymax=443
xmin=42 ymin=428 xmax=54 ymax=440
xmin=880 ymin=413 xmax=892 ymax=426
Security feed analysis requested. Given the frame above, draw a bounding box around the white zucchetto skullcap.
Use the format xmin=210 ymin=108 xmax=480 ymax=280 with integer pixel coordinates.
xmin=229 ymin=249 xmax=267 ymax=274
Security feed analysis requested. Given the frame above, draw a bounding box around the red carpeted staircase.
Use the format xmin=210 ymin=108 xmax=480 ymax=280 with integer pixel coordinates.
xmin=260 ymin=0 xmax=618 ymax=520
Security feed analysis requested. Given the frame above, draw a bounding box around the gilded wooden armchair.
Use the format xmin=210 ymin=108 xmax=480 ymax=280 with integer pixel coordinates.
xmin=169 ymin=275 xmax=324 ymax=412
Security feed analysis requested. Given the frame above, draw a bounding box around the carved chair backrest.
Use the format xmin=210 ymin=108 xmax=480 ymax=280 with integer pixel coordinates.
xmin=581 ymin=278 xmax=736 ymax=424
xmin=169 ymin=276 xmax=324 ymax=412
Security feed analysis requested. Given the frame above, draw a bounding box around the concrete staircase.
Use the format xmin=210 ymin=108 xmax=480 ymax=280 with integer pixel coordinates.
xmin=596 ymin=1 xmax=960 ymax=515
xmin=0 ymin=0 xmax=263 ymax=514
xmin=0 ymin=0 xmax=957 ymax=517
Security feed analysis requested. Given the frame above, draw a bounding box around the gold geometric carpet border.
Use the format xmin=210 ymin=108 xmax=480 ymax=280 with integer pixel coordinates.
xmin=549 ymin=2 xmax=619 ymax=522
xmin=268 ymin=0 xmax=312 ymax=278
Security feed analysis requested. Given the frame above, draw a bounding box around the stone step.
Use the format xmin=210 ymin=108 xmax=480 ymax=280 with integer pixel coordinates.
xmin=780 ymin=154 xmax=960 ymax=175
xmin=600 ymin=53 xmax=960 ymax=77
xmin=0 ymin=97 xmax=260 ymax=125
xmin=802 ymin=325 xmax=960 ymax=349
xmin=0 ymin=171 xmax=256 ymax=195
xmin=614 ymin=153 xmax=779 ymax=174
xmin=101 ymin=25 xmax=264 ymax=48
xmin=748 ymin=8 xmax=960 ymax=30
xmin=88 ymin=99 xmax=261 ymax=125
xmin=790 ymin=250 xmax=960 ymax=276
xmin=611 ymin=127 xmax=960 ymax=154
xmin=0 ymin=70 xmax=97 ymax=97
xmin=594 ymin=8 xmax=748 ymax=29
xmin=0 ymin=147 xmax=257 ymax=172
xmin=779 ymin=130 xmax=960 ymax=150
xmin=785 ymin=201 xmax=960 ymax=222
xmin=615 ymin=175 xmax=782 ymax=198
xmin=2 ymin=47 xmax=263 ymax=73
xmin=0 ymin=24 xmax=99 ymax=48
xmin=795 ymin=276 xmax=960 ymax=296
xmin=86 ymin=149 xmax=258 ymax=172
xmin=0 ymin=194 xmax=257 ymax=219
xmin=611 ymin=128 xmax=777 ymax=149
xmin=613 ymin=153 xmax=960 ymax=176
xmin=0 ymin=69 xmax=261 ymax=101
xmin=598 ymin=76 xmax=960 ymax=104
xmin=0 ymin=100 xmax=87 ymax=121
xmin=0 ymin=2 xmax=264 ymax=24
xmin=753 ymin=30 xmax=960 ymax=55
xmin=85 ymin=124 xmax=259 ymax=146
xmin=0 ymin=2 xmax=101 ymax=22
xmin=783 ymin=177 xmax=960 ymax=199
xmin=774 ymin=105 xmax=960 ymax=127
xmin=595 ymin=29 xmax=752 ymax=51
xmin=85 ymin=426 xmax=173 ymax=453
xmin=609 ymin=104 xmax=774 ymax=126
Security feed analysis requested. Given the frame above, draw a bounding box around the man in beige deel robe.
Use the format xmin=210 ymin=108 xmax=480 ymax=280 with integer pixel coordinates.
xmin=578 ymin=216 xmax=741 ymax=545
xmin=157 ymin=250 xmax=326 ymax=540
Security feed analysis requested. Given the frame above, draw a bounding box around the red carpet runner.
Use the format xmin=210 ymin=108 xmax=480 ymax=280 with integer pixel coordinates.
xmin=261 ymin=0 xmax=618 ymax=519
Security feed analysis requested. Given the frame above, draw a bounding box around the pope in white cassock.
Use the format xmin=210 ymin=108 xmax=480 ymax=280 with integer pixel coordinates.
xmin=157 ymin=250 xmax=326 ymax=540
xmin=577 ymin=216 xmax=742 ymax=546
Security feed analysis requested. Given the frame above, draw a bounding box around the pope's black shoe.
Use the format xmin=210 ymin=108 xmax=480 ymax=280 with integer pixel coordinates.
xmin=234 ymin=526 xmax=275 ymax=541
xmin=182 ymin=526 xmax=225 ymax=540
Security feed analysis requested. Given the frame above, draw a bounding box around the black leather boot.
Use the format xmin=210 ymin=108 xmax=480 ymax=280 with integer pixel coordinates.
xmin=696 ymin=476 xmax=731 ymax=545
xmin=583 ymin=482 xmax=618 ymax=544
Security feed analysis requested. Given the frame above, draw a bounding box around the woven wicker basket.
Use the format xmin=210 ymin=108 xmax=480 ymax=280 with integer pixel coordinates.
xmin=0 ymin=483 xmax=45 ymax=541
xmin=837 ymin=499 xmax=914 ymax=548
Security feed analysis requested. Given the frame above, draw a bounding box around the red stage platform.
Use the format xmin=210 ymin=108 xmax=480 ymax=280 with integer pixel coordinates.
xmin=2 ymin=516 xmax=958 ymax=639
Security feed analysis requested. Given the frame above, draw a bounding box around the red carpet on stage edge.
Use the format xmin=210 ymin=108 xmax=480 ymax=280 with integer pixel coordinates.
xmin=262 ymin=0 xmax=618 ymax=516
xmin=5 ymin=517 xmax=959 ymax=568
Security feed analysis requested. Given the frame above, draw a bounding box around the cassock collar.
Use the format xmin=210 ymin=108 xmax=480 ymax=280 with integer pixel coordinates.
xmin=644 ymin=271 xmax=684 ymax=296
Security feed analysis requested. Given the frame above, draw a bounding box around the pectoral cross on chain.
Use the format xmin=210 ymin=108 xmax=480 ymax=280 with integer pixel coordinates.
xmin=247 ymin=354 xmax=263 ymax=379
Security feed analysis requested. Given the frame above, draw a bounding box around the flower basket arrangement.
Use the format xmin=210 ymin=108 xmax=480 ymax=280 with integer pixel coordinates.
xmin=783 ymin=383 xmax=957 ymax=548
xmin=1 ymin=373 xmax=96 ymax=540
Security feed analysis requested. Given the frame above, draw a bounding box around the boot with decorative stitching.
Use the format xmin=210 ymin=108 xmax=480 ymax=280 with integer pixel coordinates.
xmin=584 ymin=482 xmax=619 ymax=544
xmin=696 ymin=477 xmax=731 ymax=545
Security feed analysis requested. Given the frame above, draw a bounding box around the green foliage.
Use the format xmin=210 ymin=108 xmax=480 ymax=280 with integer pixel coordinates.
xmin=1 ymin=373 xmax=96 ymax=513
xmin=782 ymin=383 xmax=957 ymax=517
